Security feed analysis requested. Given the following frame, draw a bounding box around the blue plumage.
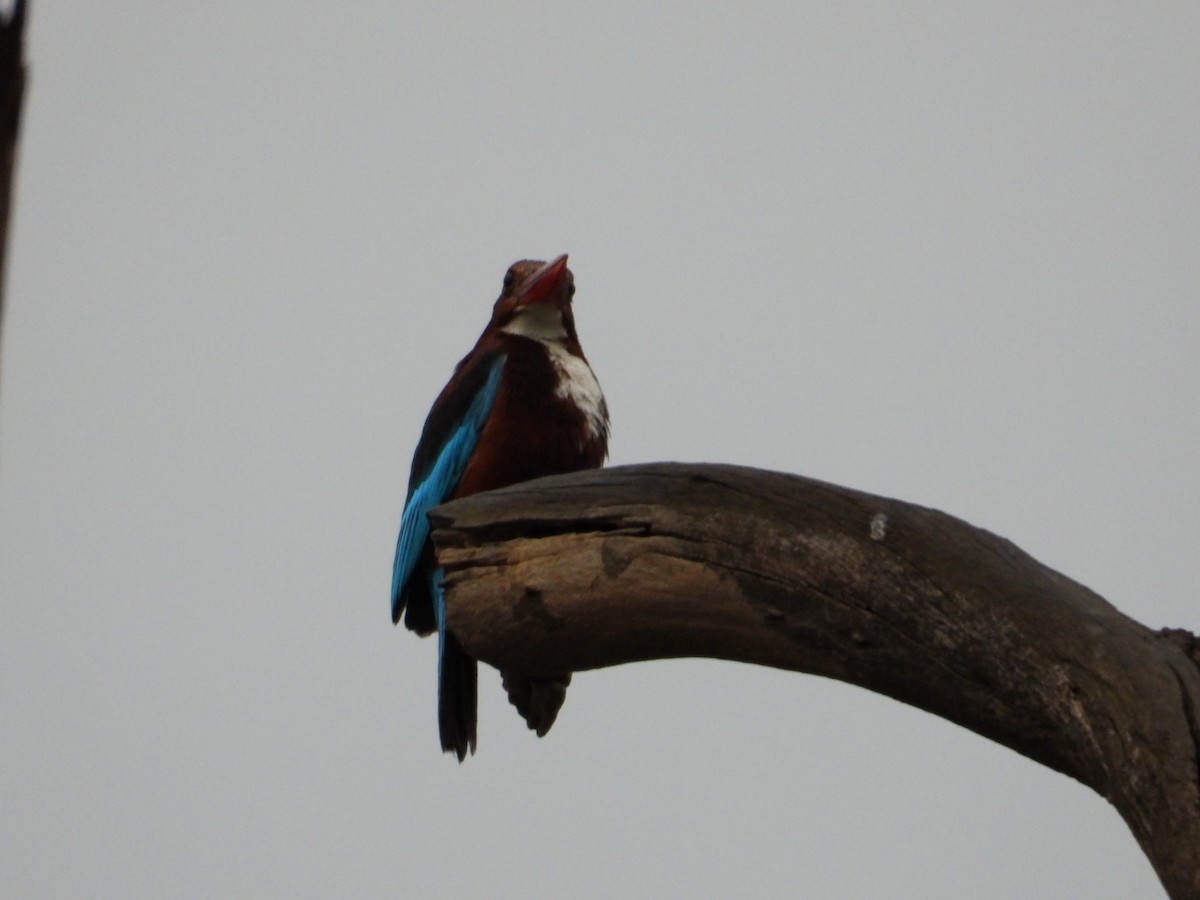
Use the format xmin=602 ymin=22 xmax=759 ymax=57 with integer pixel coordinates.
xmin=391 ymin=255 xmax=607 ymax=760
xmin=390 ymin=356 xmax=505 ymax=622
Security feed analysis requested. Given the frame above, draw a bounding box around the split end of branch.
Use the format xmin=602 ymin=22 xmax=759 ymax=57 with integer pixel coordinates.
xmin=1157 ymin=627 xmax=1200 ymax=669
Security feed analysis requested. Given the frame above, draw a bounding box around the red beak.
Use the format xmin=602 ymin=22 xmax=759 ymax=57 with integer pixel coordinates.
xmin=514 ymin=254 xmax=569 ymax=308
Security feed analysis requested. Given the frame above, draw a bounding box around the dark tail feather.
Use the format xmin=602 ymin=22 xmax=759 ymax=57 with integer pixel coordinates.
xmin=502 ymin=672 xmax=572 ymax=737
xmin=438 ymin=629 xmax=478 ymax=761
xmin=402 ymin=580 xmax=436 ymax=635
xmin=400 ymin=548 xmax=438 ymax=635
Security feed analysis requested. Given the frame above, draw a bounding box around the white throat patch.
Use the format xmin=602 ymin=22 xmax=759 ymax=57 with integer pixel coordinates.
xmin=501 ymin=307 xmax=608 ymax=444
xmin=501 ymin=305 xmax=567 ymax=341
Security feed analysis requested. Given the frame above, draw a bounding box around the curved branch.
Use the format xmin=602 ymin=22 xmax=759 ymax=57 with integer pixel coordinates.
xmin=430 ymin=463 xmax=1200 ymax=898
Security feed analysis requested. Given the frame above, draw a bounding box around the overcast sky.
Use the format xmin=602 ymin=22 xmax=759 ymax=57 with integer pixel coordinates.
xmin=2 ymin=3 xmax=1197 ymax=898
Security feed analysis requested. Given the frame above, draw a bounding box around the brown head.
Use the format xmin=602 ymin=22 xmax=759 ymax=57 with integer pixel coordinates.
xmin=489 ymin=254 xmax=578 ymax=342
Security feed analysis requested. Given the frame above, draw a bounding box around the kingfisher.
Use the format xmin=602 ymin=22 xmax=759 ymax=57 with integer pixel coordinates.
xmin=392 ymin=254 xmax=609 ymax=760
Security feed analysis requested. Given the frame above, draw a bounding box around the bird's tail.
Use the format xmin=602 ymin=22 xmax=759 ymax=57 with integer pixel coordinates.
xmin=433 ymin=568 xmax=477 ymax=761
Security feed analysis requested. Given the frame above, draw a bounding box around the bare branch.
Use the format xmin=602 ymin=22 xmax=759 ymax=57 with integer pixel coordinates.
xmin=431 ymin=463 xmax=1200 ymax=898
xmin=0 ymin=0 xmax=28 ymax=382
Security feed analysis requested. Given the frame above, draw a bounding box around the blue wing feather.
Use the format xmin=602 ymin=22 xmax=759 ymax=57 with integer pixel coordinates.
xmin=391 ymin=355 xmax=505 ymax=621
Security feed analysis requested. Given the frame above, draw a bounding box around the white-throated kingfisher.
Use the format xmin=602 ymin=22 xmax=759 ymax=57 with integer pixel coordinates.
xmin=392 ymin=254 xmax=609 ymax=760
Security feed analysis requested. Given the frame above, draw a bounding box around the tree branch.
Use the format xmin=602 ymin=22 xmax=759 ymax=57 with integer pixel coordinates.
xmin=0 ymin=0 xmax=27 ymax=384
xmin=430 ymin=462 xmax=1200 ymax=899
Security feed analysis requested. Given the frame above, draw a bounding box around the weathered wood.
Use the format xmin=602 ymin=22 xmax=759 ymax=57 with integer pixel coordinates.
xmin=430 ymin=462 xmax=1200 ymax=898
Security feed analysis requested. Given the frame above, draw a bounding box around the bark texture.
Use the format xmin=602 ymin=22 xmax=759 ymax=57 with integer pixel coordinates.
xmin=430 ymin=463 xmax=1200 ymax=898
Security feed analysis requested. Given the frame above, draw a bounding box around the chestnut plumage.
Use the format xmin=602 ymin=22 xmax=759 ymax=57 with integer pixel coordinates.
xmin=392 ymin=254 xmax=608 ymax=760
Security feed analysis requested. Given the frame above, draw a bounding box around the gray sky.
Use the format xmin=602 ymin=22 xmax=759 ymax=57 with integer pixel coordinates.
xmin=2 ymin=3 xmax=1196 ymax=898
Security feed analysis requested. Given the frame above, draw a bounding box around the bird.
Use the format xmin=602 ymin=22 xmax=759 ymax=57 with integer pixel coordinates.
xmin=391 ymin=254 xmax=609 ymax=760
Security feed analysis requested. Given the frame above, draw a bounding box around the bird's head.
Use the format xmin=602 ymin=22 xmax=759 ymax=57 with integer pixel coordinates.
xmin=490 ymin=254 xmax=577 ymax=342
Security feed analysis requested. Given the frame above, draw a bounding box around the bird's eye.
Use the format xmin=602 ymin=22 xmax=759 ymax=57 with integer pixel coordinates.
xmin=503 ymin=270 xmax=516 ymax=291
xmin=566 ymin=282 xmax=576 ymax=299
